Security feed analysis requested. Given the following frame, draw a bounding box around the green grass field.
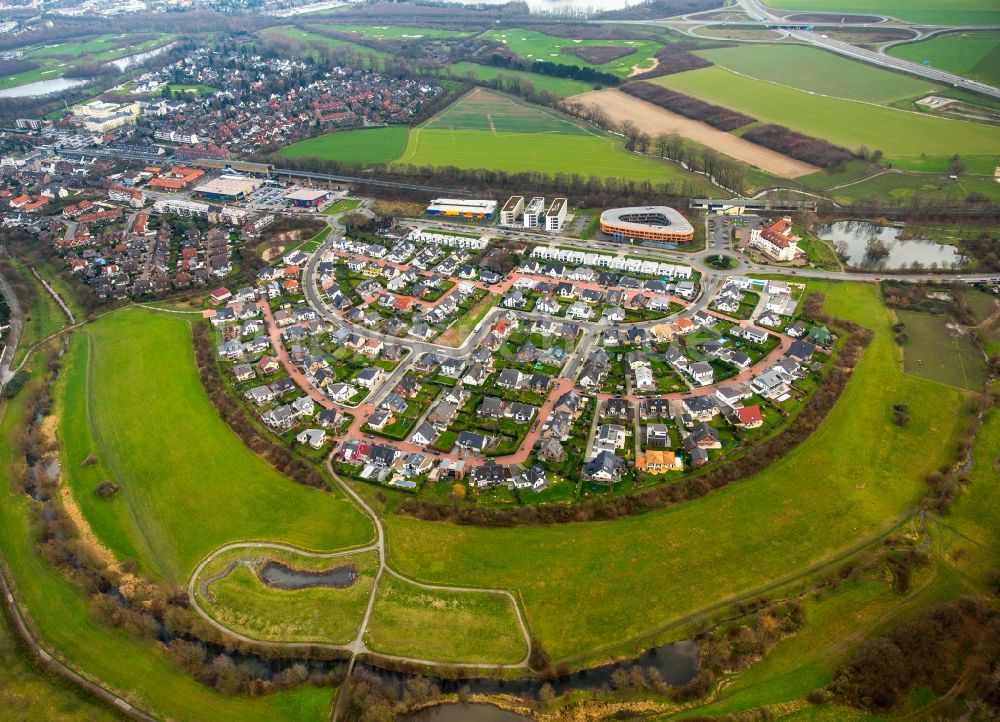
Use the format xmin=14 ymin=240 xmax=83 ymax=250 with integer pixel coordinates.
xmin=423 ymin=88 xmax=591 ymax=135
xmin=765 ymin=0 xmax=1000 ymax=25
xmin=448 ymin=61 xmax=595 ymax=98
xmin=58 ymin=310 xmax=374 ymax=584
xmin=365 ymin=575 xmax=527 ymax=664
xmin=259 ymin=27 xmax=389 ymax=63
xmin=384 ymin=282 xmax=969 ymax=661
xmin=483 ymin=28 xmax=662 ymax=78
xmin=897 ymin=309 xmax=988 ymax=390
xmin=276 ymin=126 xmax=409 ymax=165
xmin=829 ymin=171 xmax=1000 ymax=205
xmin=310 ymin=23 xmax=470 ymax=39
xmin=652 ymin=66 xmax=1000 ymax=162
xmin=693 ymin=45 xmax=939 ymax=105
xmin=323 ymin=197 xmax=362 ymax=215
xmin=163 ymin=83 xmax=216 ymax=96
xmin=889 ymin=31 xmax=1000 ymax=87
xmin=195 ymin=548 xmax=378 ymax=644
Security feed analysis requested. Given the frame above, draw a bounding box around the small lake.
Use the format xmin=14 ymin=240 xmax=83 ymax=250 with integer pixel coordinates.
xmin=816 ymin=221 xmax=966 ymax=270
xmin=258 ymin=561 xmax=356 ymax=589
xmin=0 ymin=76 xmax=89 ymax=98
xmin=402 ymin=703 xmax=532 ymax=722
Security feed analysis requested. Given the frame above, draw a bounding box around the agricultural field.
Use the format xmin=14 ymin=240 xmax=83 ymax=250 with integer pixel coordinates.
xmin=276 ymin=126 xmax=409 ymax=165
xmin=422 ymin=87 xmax=591 ymax=135
xmin=897 ymin=309 xmax=989 ymax=390
xmin=194 ymin=548 xmax=379 ymax=644
xmin=651 ymin=66 xmax=1000 ymax=162
xmin=765 ymin=0 xmax=1000 ymax=25
xmin=693 ymin=45 xmax=939 ymax=105
xmin=483 ymin=28 xmax=663 ymax=78
xmin=888 ymin=31 xmax=1000 ymax=87
xmin=448 ymin=61 xmax=595 ymax=98
xmin=384 ymin=282 xmax=969 ymax=661
xmin=365 ymin=575 xmax=527 ymax=664
xmin=57 ymin=309 xmax=374 ymax=584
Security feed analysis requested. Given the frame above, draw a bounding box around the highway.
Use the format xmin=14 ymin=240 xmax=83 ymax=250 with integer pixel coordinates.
xmin=734 ymin=0 xmax=1000 ymax=99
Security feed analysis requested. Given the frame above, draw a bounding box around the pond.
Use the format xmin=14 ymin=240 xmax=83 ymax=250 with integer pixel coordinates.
xmin=0 ymin=76 xmax=89 ymax=98
xmin=815 ymin=221 xmax=966 ymax=270
xmin=402 ymin=703 xmax=532 ymax=722
xmin=258 ymin=561 xmax=356 ymax=590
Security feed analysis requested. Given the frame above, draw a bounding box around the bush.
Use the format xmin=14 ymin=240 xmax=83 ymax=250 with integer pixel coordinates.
xmin=621 ymin=81 xmax=755 ymax=131
xmin=94 ymin=480 xmax=120 ymax=499
xmin=742 ymin=124 xmax=856 ymax=170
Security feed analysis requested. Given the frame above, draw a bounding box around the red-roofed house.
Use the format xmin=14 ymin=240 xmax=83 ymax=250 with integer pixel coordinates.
xmin=210 ymin=287 xmax=232 ymax=304
xmin=749 ymin=217 xmax=802 ymax=262
xmin=736 ymin=405 xmax=763 ymax=429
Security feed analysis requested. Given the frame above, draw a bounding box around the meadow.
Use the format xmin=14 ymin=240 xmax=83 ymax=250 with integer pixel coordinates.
xmin=384 ymin=282 xmax=969 ymax=661
xmin=195 ymin=548 xmax=379 ymax=644
xmin=58 ymin=310 xmax=374 ymax=584
xmin=276 ymin=126 xmax=409 ymax=165
xmin=448 ymin=61 xmax=595 ymax=98
xmin=897 ymin=309 xmax=989 ymax=390
xmin=258 ymin=27 xmax=389 ymax=63
xmin=888 ymin=31 xmax=1000 ymax=87
xmin=652 ymin=66 xmax=1000 ymax=161
xmin=310 ymin=23 xmax=470 ymax=39
xmin=483 ymin=28 xmax=662 ymax=78
xmin=764 ymin=0 xmax=1000 ymax=25
xmin=829 ymin=170 xmax=1000 ymax=205
xmin=422 ymin=88 xmax=591 ymax=134
xmin=365 ymin=574 xmax=527 ymax=664
xmin=693 ymin=45 xmax=938 ymax=105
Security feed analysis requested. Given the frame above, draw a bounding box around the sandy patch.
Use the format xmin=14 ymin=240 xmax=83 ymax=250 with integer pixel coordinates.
xmin=569 ymin=88 xmax=819 ymax=179
xmin=261 ymin=244 xmax=285 ymax=262
xmin=628 ymin=57 xmax=658 ymax=77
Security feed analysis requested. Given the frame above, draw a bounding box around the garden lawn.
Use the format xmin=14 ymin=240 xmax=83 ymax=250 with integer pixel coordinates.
xmin=694 ymin=45 xmax=938 ymax=105
xmin=651 ymin=66 xmax=1000 ymax=160
xmin=365 ymin=574 xmax=527 ymax=664
xmin=888 ymin=31 xmax=1000 ymax=87
xmin=449 ymin=61 xmax=594 ymax=98
xmin=398 ymin=128 xmax=706 ymax=188
xmin=0 ymin=347 xmax=336 ymax=722
xmin=195 ymin=549 xmax=378 ymax=644
xmin=58 ymin=309 xmax=373 ymax=584
xmin=764 ymin=0 xmax=1000 ymax=25
xmin=276 ymin=126 xmax=408 ymax=165
xmin=383 ymin=282 xmax=969 ymax=661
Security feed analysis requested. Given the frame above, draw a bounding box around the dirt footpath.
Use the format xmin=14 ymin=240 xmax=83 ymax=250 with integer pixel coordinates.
xmin=569 ymin=88 xmax=819 ymax=179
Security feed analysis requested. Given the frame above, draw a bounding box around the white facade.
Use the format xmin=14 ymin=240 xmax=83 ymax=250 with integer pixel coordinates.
xmin=406 ymin=229 xmax=488 ymax=250
xmin=523 ymin=196 xmax=545 ymax=228
xmin=500 ymin=195 xmax=524 ymax=227
xmin=545 ymin=198 xmax=567 ymax=231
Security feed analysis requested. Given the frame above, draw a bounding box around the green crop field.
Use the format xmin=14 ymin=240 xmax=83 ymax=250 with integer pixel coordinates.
xmin=448 ymin=61 xmax=594 ymax=98
xmin=652 ymin=66 xmax=1000 ymax=161
xmin=897 ymin=310 xmax=989 ymax=390
xmin=365 ymin=575 xmax=527 ymax=664
xmin=195 ymin=548 xmax=379 ymax=644
xmin=693 ymin=45 xmax=939 ymax=105
xmin=765 ymin=0 xmax=1000 ymax=25
xmin=58 ymin=310 xmax=374 ymax=584
xmin=309 ymin=23 xmax=471 ymax=39
xmin=276 ymin=126 xmax=409 ymax=165
xmin=484 ymin=28 xmax=663 ymax=77
xmin=422 ymin=88 xmax=591 ymax=134
xmin=889 ymin=31 xmax=1000 ymax=87
xmin=384 ymin=282 xmax=968 ymax=661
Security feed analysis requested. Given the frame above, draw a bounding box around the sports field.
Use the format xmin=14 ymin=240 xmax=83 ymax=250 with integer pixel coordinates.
xmin=651 ymin=66 xmax=1000 ymax=161
xmin=483 ymin=28 xmax=663 ymax=78
xmin=765 ymin=0 xmax=1000 ymax=25
xmin=449 ymin=61 xmax=594 ymax=98
xmin=365 ymin=575 xmax=527 ymax=664
xmin=276 ymin=126 xmax=409 ymax=165
xmin=693 ymin=45 xmax=938 ymax=105
xmin=897 ymin=309 xmax=989 ymax=390
xmin=384 ymin=282 xmax=969 ymax=661
xmin=195 ymin=548 xmax=379 ymax=644
xmin=422 ymin=88 xmax=591 ymax=135
xmin=58 ymin=310 xmax=374 ymax=584
xmin=888 ymin=31 xmax=1000 ymax=87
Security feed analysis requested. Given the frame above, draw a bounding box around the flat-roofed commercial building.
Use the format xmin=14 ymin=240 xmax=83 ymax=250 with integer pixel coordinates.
xmin=284 ymin=188 xmax=332 ymax=207
xmin=152 ymin=198 xmax=210 ymax=217
xmin=523 ymin=196 xmax=545 ymax=228
xmin=425 ymin=198 xmax=497 ymax=219
xmin=500 ymin=196 xmax=524 ymax=227
xmin=600 ymin=206 xmax=694 ymax=242
xmin=545 ymin=197 xmax=567 ymax=231
xmin=194 ymin=175 xmax=264 ymax=202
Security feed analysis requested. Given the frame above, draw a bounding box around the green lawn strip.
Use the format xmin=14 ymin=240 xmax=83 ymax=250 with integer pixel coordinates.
xmin=763 ymin=0 xmax=1000 ymax=25
xmin=1 ymin=258 xmax=69 ymax=365
xmin=694 ymin=45 xmax=938 ymax=105
xmin=60 ymin=309 xmax=373 ymax=584
xmin=888 ymin=31 xmax=1000 ymax=87
xmin=0 ymin=349 xmax=335 ymax=722
xmin=275 ymin=126 xmax=409 ymax=165
xmin=436 ymin=293 xmax=500 ymax=347
xmin=651 ymin=66 xmax=1000 ymax=160
xmin=163 ymin=83 xmax=217 ymax=96
xmin=365 ymin=574 xmax=526 ymax=664
xmin=195 ymin=548 xmax=378 ymax=645
xmin=448 ymin=61 xmax=594 ymax=98
xmin=323 ymin=198 xmax=362 ymax=215
xmin=384 ymin=282 xmax=968 ymax=660
xmin=897 ymin=309 xmax=988 ymax=390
